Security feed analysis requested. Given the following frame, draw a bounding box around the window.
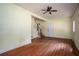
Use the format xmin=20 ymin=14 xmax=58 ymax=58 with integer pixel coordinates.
xmin=73 ymin=20 xmax=75 ymax=32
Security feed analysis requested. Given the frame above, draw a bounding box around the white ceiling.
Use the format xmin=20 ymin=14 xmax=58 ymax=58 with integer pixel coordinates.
xmin=17 ymin=3 xmax=79 ymax=19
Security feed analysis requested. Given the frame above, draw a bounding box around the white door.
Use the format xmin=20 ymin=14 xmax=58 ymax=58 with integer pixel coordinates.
xmin=48 ymin=24 xmax=54 ymax=37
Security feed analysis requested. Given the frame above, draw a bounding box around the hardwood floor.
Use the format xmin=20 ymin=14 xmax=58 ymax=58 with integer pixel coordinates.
xmin=0 ymin=37 xmax=79 ymax=56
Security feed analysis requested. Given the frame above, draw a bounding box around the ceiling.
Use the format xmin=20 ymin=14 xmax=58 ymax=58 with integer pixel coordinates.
xmin=17 ymin=3 xmax=79 ymax=19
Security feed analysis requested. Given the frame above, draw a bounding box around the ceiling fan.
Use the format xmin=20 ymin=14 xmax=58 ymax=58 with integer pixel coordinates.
xmin=42 ymin=6 xmax=57 ymax=15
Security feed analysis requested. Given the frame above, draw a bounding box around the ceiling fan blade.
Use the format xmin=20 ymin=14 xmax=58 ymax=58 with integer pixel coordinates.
xmin=49 ymin=12 xmax=52 ymax=15
xmin=42 ymin=9 xmax=46 ymax=11
xmin=43 ymin=11 xmax=47 ymax=14
xmin=51 ymin=10 xmax=57 ymax=12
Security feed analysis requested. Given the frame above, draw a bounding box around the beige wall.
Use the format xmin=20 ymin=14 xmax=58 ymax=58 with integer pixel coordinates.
xmin=41 ymin=17 xmax=73 ymax=39
xmin=0 ymin=4 xmax=32 ymax=54
xmin=40 ymin=21 xmax=48 ymax=36
xmin=72 ymin=6 xmax=79 ymax=50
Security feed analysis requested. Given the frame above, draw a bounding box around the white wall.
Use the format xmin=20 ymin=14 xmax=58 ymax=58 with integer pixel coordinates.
xmin=0 ymin=4 xmax=32 ymax=54
xmin=72 ymin=6 xmax=79 ymax=50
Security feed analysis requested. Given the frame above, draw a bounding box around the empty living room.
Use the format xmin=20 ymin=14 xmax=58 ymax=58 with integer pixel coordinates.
xmin=0 ymin=3 xmax=79 ymax=56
